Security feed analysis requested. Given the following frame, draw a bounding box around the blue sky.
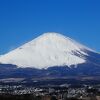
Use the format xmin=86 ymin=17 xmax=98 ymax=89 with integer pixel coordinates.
xmin=0 ymin=0 xmax=100 ymax=54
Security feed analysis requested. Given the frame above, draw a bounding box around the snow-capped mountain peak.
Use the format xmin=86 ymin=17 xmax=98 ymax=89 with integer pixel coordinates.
xmin=0 ymin=32 xmax=93 ymax=69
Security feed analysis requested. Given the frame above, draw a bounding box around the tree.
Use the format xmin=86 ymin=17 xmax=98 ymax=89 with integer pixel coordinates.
xmin=50 ymin=96 xmax=57 ymax=100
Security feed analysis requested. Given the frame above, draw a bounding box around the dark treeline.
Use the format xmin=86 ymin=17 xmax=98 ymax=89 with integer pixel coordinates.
xmin=0 ymin=94 xmax=80 ymax=100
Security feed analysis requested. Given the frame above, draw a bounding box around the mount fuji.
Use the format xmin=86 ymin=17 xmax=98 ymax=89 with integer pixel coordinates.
xmin=0 ymin=32 xmax=100 ymax=79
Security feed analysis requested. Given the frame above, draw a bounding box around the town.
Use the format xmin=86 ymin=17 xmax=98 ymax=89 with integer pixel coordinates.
xmin=0 ymin=84 xmax=100 ymax=100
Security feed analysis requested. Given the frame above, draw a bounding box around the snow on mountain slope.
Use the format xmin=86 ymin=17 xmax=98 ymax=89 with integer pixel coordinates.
xmin=0 ymin=32 xmax=93 ymax=69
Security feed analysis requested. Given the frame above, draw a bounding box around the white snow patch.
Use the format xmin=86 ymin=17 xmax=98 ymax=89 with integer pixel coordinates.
xmin=0 ymin=32 xmax=93 ymax=69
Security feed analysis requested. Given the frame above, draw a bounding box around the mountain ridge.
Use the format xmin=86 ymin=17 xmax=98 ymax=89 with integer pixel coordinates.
xmin=0 ymin=32 xmax=100 ymax=69
xmin=0 ymin=32 xmax=100 ymax=78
